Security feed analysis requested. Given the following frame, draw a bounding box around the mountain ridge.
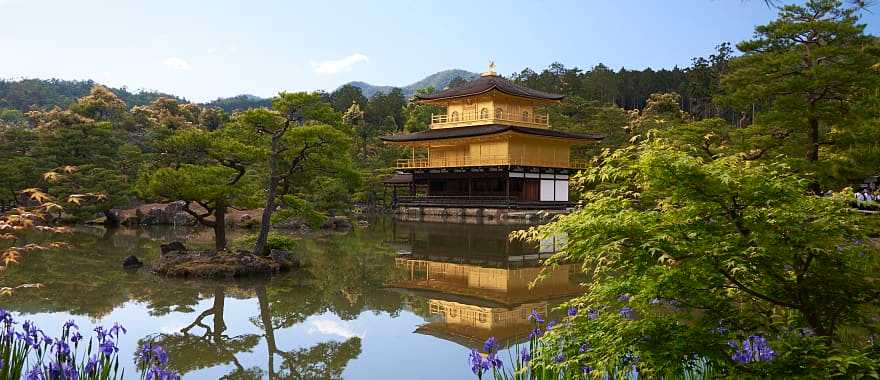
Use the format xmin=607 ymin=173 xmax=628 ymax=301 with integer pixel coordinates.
xmin=0 ymin=69 xmax=481 ymax=113
xmin=341 ymin=69 xmax=479 ymax=99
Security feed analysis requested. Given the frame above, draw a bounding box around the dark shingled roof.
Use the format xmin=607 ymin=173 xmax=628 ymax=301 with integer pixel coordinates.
xmin=380 ymin=124 xmax=603 ymax=143
xmin=414 ymin=75 xmax=564 ymax=101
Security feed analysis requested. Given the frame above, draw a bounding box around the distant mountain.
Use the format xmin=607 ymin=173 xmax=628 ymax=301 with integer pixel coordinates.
xmin=0 ymin=69 xmax=480 ymax=114
xmin=342 ymin=69 xmax=479 ymax=99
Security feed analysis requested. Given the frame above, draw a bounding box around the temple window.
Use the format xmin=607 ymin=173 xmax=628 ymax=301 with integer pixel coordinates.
xmin=451 ymin=111 xmax=459 ymax=121
xmin=522 ymin=111 xmax=530 ymax=121
xmin=495 ymin=108 xmax=504 ymax=119
xmin=480 ymin=108 xmax=489 ymax=119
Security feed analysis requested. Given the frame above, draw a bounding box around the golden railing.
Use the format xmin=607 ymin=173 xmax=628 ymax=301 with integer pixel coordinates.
xmin=395 ymin=156 xmax=591 ymax=169
xmin=431 ymin=111 xmax=549 ymax=127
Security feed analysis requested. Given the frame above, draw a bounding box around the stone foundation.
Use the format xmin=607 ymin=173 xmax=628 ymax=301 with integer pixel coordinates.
xmin=393 ymin=207 xmax=568 ymax=225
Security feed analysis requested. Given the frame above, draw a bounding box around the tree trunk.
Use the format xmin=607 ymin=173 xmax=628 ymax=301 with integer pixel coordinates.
xmin=212 ymin=287 xmax=227 ymax=342
xmin=807 ymin=114 xmax=820 ymax=163
xmin=254 ymin=134 xmax=282 ymax=256
xmin=257 ymin=286 xmax=277 ymax=380
xmin=807 ymin=113 xmax=822 ymax=194
xmin=214 ymin=202 xmax=227 ymax=251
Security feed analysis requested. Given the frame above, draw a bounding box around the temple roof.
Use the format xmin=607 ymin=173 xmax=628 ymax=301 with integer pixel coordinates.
xmin=379 ymin=124 xmax=603 ymax=143
xmin=414 ymin=75 xmax=564 ymax=102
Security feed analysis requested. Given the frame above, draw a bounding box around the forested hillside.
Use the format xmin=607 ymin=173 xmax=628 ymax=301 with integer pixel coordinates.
xmin=0 ymin=78 xmax=182 ymax=111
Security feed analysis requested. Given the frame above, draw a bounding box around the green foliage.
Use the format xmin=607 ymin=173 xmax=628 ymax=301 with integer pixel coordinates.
xmin=231 ymin=232 xmax=300 ymax=252
xmin=717 ymin=0 xmax=880 ymax=190
xmin=329 ymin=84 xmax=368 ymax=113
xmin=0 ymin=109 xmax=25 ymax=126
xmin=205 ymin=94 xmax=272 ymax=112
xmin=0 ymin=78 xmax=180 ymax=111
xmin=46 ymin=165 xmax=131 ymax=221
xmin=0 ymin=126 xmax=41 ymax=206
xmin=402 ymin=87 xmax=442 ymax=133
xmin=366 ymin=87 xmax=406 ymax=130
xmin=271 ymin=195 xmax=327 ymax=229
xmin=517 ymin=131 xmax=880 ymax=377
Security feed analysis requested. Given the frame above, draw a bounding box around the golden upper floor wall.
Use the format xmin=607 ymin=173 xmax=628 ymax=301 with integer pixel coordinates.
xmin=398 ymin=133 xmax=581 ymax=169
xmin=433 ymin=91 xmax=549 ymax=129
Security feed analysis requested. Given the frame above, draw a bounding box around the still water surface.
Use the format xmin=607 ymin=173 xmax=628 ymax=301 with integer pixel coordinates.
xmin=2 ymin=218 xmax=580 ymax=379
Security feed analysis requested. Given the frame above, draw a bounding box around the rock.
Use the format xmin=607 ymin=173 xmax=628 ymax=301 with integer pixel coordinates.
xmin=122 ymin=255 xmax=143 ymax=269
xmin=160 ymin=241 xmax=187 ymax=255
xmin=238 ymin=214 xmax=258 ymax=228
xmin=269 ymin=249 xmax=301 ymax=270
xmin=321 ymin=216 xmax=352 ymax=230
xmin=274 ymin=218 xmax=307 ymax=230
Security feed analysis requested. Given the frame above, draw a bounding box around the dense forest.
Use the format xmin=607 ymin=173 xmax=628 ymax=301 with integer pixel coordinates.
xmin=0 ymin=29 xmax=873 ymax=220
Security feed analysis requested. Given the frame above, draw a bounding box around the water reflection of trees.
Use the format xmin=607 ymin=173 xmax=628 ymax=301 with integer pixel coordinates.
xmin=131 ymin=227 xmax=401 ymax=378
xmin=144 ymin=286 xmax=262 ymax=376
xmin=144 ymin=284 xmax=364 ymax=379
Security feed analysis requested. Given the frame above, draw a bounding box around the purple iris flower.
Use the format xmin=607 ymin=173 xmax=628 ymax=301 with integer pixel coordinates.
xmin=61 ymin=362 xmax=78 ymax=380
xmin=468 ymin=349 xmax=488 ymax=375
xmin=579 ymin=343 xmax=590 ymax=353
xmin=587 ymin=308 xmax=599 ymax=320
xmin=487 ymin=352 xmax=503 ymax=368
xmin=53 ymin=340 xmax=71 ymax=357
xmin=146 ymin=366 xmax=180 ymax=380
xmin=582 ymin=365 xmax=593 ymax=374
xmin=545 ymin=320 xmax=557 ymax=331
xmin=84 ymin=355 xmax=98 ymax=374
xmin=619 ymin=306 xmax=636 ymax=320
xmin=729 ymin=335 xmax=776 ymax=363
xmin=99 ymin=339 xmax=117 ymax=356
xmin=520 ymin=349 xmax=531 ymax=363
xmin=554 ymin=354 xmax=565 ymax=363
xmin=110 ymin=322 xmax=126 ymax=338
xmin=567 ymin=306 xmax=578 ymax=317
xmin=617 ymin=294 xmax=631 ymax=302
xmin=483 ymin=337 xmax=497 ymax=353
xmin=528 ymin=327 xmax=544 ymax=339
xmin=71 ymin=332 xmax=83 ymax=344
xmin=63 ymin=320 xmax=78 ymax=331
xmin=153 ymin=345 xmax=169 ymax=366
xmin=94 ymin=326 xmax=108 ymax=342
xmin=26 ymin=366 xmax=45 ymax=380
xmin=528 ymin=309 xmax=544 ymax=324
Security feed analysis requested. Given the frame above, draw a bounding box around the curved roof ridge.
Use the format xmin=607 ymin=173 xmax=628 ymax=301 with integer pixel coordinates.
xmin=414 ymin=75 xmax=564 ymax=101
xmin=380 ymin=124 xmax=603 ymax=143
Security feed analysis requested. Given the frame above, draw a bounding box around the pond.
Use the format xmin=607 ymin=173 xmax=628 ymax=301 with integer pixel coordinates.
xmin=1 ymin=217 xmax=582 ymax=379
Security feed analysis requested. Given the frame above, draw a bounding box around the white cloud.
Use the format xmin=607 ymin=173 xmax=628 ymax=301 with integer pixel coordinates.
xmin=311 ymin=53 xmax=368 ymax=75
xmin=307 ymin=319 xmax=362 ymax=339
xmin=162 ymin=57 xmax=192 ymax=71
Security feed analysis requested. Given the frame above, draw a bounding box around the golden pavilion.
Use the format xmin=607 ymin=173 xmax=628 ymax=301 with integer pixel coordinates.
xmin=381 ymin=63 xmax=602 ymax=209
xmin=387 ymin=220 xmax=581 ymax=350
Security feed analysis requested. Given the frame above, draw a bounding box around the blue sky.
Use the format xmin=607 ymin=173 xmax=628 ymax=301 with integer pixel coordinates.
xmin=1 ymin=0 xmax=877 ymax=102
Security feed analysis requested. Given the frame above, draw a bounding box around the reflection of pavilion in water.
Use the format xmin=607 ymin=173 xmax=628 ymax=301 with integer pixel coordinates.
xmin=388 ymin=221 xmax=580 ymax=349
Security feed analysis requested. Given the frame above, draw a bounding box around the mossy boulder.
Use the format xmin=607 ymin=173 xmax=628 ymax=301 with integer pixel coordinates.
xmin=153 ymin=242 xmax=300 ymax=278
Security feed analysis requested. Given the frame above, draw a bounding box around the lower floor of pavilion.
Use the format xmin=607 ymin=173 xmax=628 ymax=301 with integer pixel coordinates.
xmin=385 ymin=166 xmax=574 ymax=209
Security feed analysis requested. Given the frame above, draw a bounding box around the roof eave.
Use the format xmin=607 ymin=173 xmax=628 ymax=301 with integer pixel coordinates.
xmin=414 ymin=87 xmax=563 ymax=104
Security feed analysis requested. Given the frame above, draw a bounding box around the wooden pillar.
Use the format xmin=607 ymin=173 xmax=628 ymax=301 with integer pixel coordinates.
xmin=505 ymin=173 xmax=511 ymax=208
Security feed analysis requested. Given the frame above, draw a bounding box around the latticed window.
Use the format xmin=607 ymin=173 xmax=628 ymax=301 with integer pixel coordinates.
xmin=451 ymin=111 xmax=459 ymax=121
xmin=522 ymin=111 xmax=530 ymax=121
xmin=480 ymin=108 xmax=489 ymax=119
xmin=495 ymin=108 xmax=504 ymax=119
